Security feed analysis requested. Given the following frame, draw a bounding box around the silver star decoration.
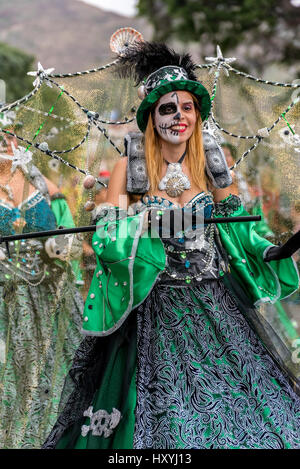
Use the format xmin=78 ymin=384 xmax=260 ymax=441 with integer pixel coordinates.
xmin=203 ymin=118 xmax=224 ymax=144
xmin=205 ymin=45 xmax=236 ymax=76
xmin=27 ymin=62 xmax=55 ymax=87
xmin=11 ymin=143 xmax=33 ymax=173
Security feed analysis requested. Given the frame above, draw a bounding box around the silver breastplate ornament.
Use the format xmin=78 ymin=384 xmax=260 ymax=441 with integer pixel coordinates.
xmin=124 ymin=129 xmax=232 ymax=194
xmin=157 ymin=150 xmax=191 ymax=198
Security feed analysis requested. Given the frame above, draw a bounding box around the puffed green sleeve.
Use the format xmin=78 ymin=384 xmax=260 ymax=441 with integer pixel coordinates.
xmin=215 ymin=195 xmax=299 ymax=306
xmin=82 ymin=208 xmax=166 ymax=336
xmin=50 ymin=194 xmax=76 ymax=229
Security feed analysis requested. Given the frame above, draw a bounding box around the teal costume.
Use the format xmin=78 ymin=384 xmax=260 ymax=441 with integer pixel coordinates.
xmin=0 ymin=169 xmax=84 ymax=448
xmin=43 ymin=193 xmax=300 ymax=449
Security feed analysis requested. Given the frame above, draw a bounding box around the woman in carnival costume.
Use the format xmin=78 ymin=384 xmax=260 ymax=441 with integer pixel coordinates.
xmin=0 ymin=126 xmax=84 ymax=448
xmin=43 ymin=42 xmax=300 ymax=449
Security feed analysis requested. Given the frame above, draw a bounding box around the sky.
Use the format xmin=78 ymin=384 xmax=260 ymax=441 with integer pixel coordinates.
xmin=76 ymin=0 xmax=300 ymax=16
xmin=76 ymin=0 xmax=138 ymax=17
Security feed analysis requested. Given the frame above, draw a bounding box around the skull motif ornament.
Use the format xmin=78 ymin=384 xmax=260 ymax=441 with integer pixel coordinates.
xmin=81 ymin=406 xmax=121 ymax=438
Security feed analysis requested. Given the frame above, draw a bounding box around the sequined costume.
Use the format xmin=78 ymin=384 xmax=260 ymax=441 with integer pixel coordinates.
xmin=0 ymin=167 xmax=84 ymax=448
xmin=43 ymin=193 xmax=300 ymax=449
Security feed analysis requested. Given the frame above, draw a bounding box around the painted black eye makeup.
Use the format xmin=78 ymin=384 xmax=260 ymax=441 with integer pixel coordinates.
xmin=158 ymin=102 xmax=177 ymax=116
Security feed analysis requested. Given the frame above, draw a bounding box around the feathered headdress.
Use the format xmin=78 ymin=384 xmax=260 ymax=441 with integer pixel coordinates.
xmin=116 ymin=41 xmax=198 ymax=84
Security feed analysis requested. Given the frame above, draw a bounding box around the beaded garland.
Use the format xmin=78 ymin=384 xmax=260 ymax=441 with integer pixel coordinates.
xmin=0 ymin=238 xmax=51 ymax=286
xmin=0 ymin=37 xmax=298 ymax=193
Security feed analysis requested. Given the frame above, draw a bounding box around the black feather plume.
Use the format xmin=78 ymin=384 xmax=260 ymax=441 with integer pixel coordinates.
xmin=116 ymin=41 xmax=198 ymax=84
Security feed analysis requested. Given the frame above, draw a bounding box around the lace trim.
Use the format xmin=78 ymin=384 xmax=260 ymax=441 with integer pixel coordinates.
xmin=214 ymin=194 xmax=241 ymax=217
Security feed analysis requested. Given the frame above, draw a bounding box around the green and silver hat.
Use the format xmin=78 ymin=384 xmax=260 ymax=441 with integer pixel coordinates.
xmin=136 ymin=65 xmax=211 ymax=132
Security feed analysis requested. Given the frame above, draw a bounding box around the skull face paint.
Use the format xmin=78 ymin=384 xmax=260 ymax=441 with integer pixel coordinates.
xmin=153 ymin=91 xmax=197 ymax=145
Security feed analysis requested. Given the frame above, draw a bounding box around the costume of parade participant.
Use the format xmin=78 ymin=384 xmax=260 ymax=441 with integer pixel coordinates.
xmin=43 ymin=42 xmax=300 ymax=450
xmin=0 ymin=129 xmax=84 ymax=448
xmin=222 ymin=143 xmax=300 ymax=343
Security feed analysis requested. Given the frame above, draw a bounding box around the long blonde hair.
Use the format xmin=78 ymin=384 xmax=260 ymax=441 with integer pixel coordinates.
xmin=144 ymin=97 xmax=208 ymax=194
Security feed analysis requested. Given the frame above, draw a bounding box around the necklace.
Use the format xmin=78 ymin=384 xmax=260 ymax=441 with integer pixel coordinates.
xmin=158 ymin=150 xmax=191 ymax=198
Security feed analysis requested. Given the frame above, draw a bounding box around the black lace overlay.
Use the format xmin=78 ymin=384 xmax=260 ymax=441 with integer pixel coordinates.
xmin=133 ymin=277 xmax=300 ymax=449
xmin=42 ymin=314 xmax=137 ymax=449
xmin=42 ymin=275 xmax=300 ymax=449
xmin=214 ymin=194 xmax=242 ymax=216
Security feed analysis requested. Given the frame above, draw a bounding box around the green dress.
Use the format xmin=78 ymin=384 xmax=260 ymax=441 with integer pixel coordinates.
xmin=43 ymin=193 xmax=300 ymax=449
xmin=0 ymin=172 xmax=84 ymax=448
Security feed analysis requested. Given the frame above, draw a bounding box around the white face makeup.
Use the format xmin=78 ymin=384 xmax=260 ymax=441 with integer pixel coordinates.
xmin=153 ymin=91 xmax=197 ymax=145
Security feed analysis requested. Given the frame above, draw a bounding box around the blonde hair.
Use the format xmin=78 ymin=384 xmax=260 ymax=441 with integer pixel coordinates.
xmin=144 ymin=98 xmax=208 ymax=194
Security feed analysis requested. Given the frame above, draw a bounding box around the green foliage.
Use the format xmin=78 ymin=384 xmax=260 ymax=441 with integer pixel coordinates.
xmin=138 ymin=0 xmax=276 ymax=43
xmin=0 ymin=41 xmax=35 ymax=103
xmin=137 ymin=0 xmax=300 ymax=65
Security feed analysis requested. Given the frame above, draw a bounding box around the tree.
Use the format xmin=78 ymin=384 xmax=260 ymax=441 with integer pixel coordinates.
xmin=0 ymin=42 xmax=35 ymax=103
xmin=137 ymin=0 xmax=300 ymax=72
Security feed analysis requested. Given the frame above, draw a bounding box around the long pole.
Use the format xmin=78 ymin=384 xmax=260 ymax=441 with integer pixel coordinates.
xmin=0 ymin=215 xmax=261 ymax=244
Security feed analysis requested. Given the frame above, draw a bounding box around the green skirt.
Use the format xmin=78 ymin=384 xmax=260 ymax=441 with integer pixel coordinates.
xmin=43 ymin=276 xmax=300 ymax=449
xmin=0 ymin=269 xmax=83 ymax=448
